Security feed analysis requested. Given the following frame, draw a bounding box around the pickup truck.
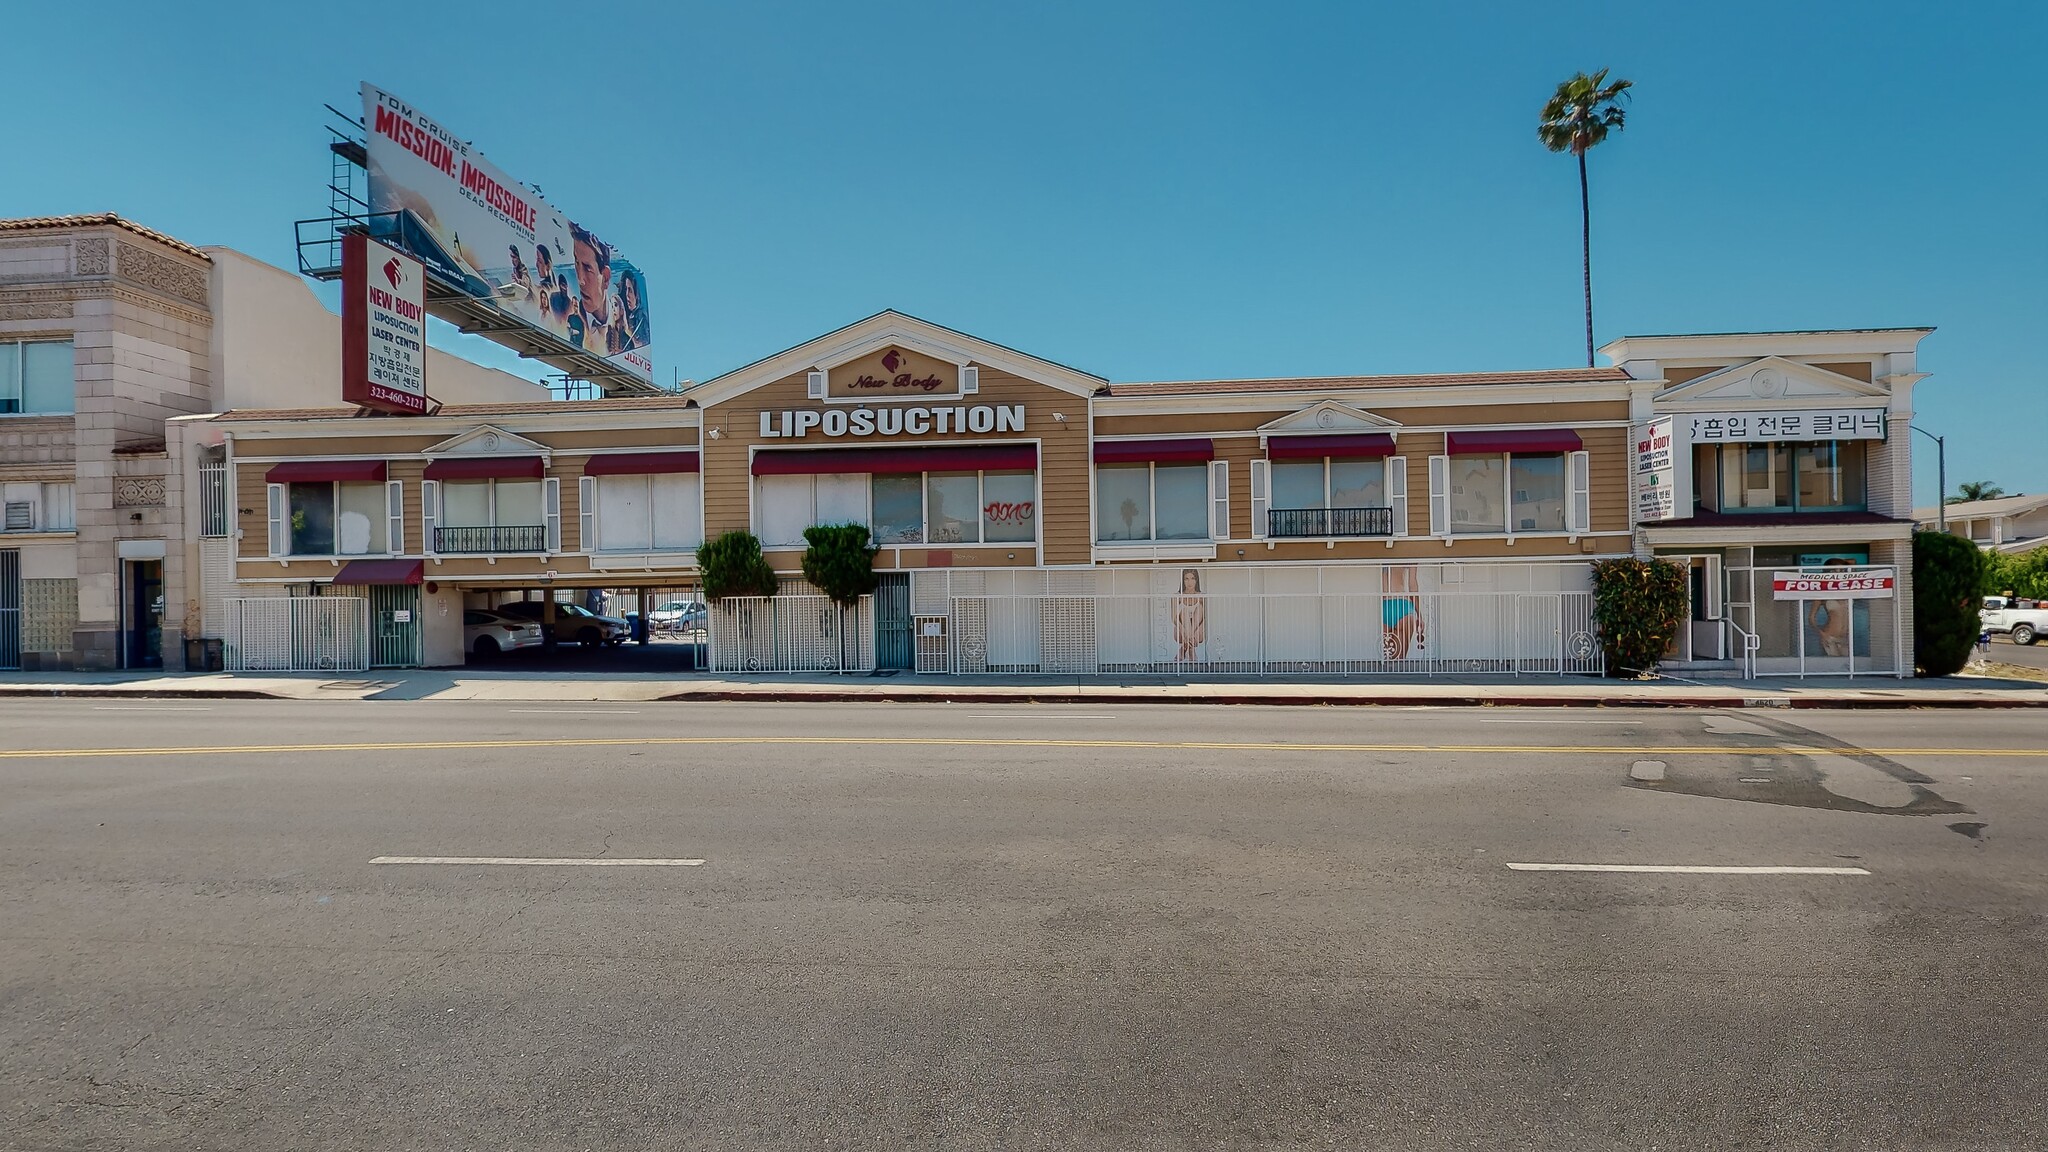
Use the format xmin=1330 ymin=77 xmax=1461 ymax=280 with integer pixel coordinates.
xmin=1982 ymin=596 xmax=2048 ymax=645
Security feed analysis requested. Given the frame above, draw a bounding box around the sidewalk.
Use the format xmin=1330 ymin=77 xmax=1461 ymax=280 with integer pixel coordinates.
xmin=1 ymin=668 xmax=2043 ymax=707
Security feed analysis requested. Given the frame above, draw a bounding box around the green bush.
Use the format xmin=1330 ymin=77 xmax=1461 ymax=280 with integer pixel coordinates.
xmin=1591 ymin=557 xmax=1687 ymax=678
xmin=698 ymin=530 xmax=779 ymax=604
xmin=801 ymin=523 xmax=880 ymax=606
xmin=1983 ymin=546 xmax=2048 ymax=600
xmin=1914 ymin=530 xmax=1985 ymax=677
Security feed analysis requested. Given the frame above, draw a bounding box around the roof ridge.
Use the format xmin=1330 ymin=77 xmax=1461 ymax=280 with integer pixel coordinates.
xmin=0 ymin=214 xmax=211 ymax=261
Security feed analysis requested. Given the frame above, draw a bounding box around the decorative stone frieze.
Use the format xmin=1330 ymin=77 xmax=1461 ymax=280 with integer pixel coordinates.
xmin=114 ymin=476 xmax=168 ymax=507
xmin=114 ymin=241 xmax=208 ymax=306
xmin=75 ymin=238 xmax=111 ymax=275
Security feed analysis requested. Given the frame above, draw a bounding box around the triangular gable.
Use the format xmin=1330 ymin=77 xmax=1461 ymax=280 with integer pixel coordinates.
xmin=1257 ymin=400 xmax=1402 ymax=434
xmin=688 ymin=310 xmax=1105 ymax=407
xmin=423 ymin=425 xmax=552 ymax=457
xmin=1660 ymin=356 xmax=1887 ymax=407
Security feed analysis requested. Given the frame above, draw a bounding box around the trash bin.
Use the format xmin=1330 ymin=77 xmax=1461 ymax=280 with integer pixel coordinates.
xmin=631 ymin=613 xmax=649 ymax=644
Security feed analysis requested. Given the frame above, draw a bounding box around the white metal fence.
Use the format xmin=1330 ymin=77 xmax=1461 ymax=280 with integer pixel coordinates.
xmin=223 ymin=597 xmax=370 ymax=672
xmin=708 ymin=595 xmax=875 ymax=673
xmin=949 ymin=592 xmax=1602 ymax=676
xmin=705 ymin=590 xmax=1602 ymax=677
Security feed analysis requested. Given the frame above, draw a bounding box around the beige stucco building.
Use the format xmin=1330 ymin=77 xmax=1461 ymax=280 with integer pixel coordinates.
xmin=0 ymin=214 xmax=547 ymax=670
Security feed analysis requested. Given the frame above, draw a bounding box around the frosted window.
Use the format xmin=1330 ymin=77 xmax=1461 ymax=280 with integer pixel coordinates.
xmin=650 ymin=473 xmax=701 ymax=550
xmin=755 ymin=474 xmax=814 ymax=547
xmin=925 ymin=473 xmax=980 ymax=544
xmin=1448 ymin=456 xmax=1505 ymax=534
xmin=1096 ymin=465 xmax=1151 ymax=542
xmin=600 ymin=475 xmax=653 ymax=552
xmin=338 ymin=482 xmax=388 ymax=555
xmin=814 ymin=473 xmax=868 ymax=527
xmin=981 ymin=471 xmax=1036 ymax=543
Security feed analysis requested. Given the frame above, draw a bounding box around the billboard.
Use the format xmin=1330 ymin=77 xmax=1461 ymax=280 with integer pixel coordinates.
xmin=341 ymin=234 xmax=428 ymax=414
xmin=360 ymin=83 xmax=653 ymax=383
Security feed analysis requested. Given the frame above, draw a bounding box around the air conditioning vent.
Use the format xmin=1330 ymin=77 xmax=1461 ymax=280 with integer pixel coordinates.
xmin=3 ymin=502 xmax=33 ymax=531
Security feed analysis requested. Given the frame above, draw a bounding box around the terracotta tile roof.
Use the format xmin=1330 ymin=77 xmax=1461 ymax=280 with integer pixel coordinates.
xmin=1106 ymin=367 xmax=1632 ymax=397
xmin=211 ymin=394 xmax=698 ymax=422
xmin=0 ymin=214 xmax=210 ymax=261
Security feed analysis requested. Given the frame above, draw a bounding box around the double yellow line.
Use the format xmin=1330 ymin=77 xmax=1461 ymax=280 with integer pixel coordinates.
xmin=3 ymin=735 xmax=2045 ymax=760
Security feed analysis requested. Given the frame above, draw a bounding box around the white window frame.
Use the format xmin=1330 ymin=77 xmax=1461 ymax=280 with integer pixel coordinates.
xmin=1249 ymin=459 xmax=1270 ymax=540
xmin=1209 ymin=460 xmax=1230 ymax=540
xmin=589 ymin=471 xmax=704 ymax=554
xmin=1388 ymin=456 xmax=1408 ymax=537
xmin=1093 ymin=460 xmax=1211 ymax=545
xmin=0 ymin=339 xmax=75 ymax=417
xmin=266 ymin=479 xmax=400 ymax=558
xmin=1439 ymin=451 xmax=1579 ymax=538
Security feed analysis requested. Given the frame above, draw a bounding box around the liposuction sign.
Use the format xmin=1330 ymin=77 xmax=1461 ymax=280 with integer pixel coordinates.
xmin=758 ymin=404 xmax=1025 ymax=439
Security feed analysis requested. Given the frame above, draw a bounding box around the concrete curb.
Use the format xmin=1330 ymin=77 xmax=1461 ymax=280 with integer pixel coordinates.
xmin=0 ymin=687 xmax=290 ymax=700
xmin=655 ymin=689 xmax=2048 ymax=709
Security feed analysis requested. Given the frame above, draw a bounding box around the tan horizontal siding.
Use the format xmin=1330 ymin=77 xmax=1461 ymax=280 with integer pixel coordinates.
xmin=701 ymin=366 xmax=1091 ymax=567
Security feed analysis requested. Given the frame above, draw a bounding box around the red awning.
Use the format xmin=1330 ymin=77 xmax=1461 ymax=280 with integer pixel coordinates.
xmin=332 ymin=558 xmax=424 ymax=586
xmin=1265 ymin=433 xmax=1397 ymax=460
xmin=265 ymin=460 xmax=387 ymax=484
xmin=422 ymin=456 xmax=546 ymax=481
xmin=1445 ymin=429 xmax=1584 ymax=454
xmin=752 ymin=445 xmax=1038 ymax=476
xmin=583 ymin=451 xmax=701 ymax=476
xmin=1092 ymin=439 xmax=1215 ymax=464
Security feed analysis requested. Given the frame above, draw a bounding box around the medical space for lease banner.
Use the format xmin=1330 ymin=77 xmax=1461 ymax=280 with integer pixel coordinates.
xmin=1771 ymin=556 xmax=1890 ymax=659
xmin=361 ymin=83 xmax=653 ymax=382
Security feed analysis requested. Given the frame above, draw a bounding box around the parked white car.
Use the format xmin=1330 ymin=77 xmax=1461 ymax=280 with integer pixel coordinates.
xmin=464 ymin=609 xmax=544 ymax=659
xmin=1981 ymin=596 xmax=2048 ymax=645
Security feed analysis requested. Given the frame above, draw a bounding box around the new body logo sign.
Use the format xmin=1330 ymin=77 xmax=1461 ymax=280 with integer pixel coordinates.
xmin=343 ymin=234 xmax=428 ymax=414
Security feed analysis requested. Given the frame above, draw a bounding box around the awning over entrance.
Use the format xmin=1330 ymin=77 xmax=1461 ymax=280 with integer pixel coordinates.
xmin=1445 ymin=429 xmax=1583 ymax=454
xmin=752 ymin=444 xmax=1038 ymax=476
xmin=423 ymin=456 xmax=546 ymax=480
xmin=265 ymin=460 xmax=387 ymax=483
xmin=583 ymin=451 xmax=701 ymax=476
xmin=1092 ymin=439 xmax=1215 ymax=464
xmin=332 ymin=558 xmax=424 ymax=585
xmin=1265 ymin=433 xmax=1397 ymax=460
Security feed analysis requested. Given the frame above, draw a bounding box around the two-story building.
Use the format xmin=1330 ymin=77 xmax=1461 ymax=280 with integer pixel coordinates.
xmin=169 ymin=310 xmax=1662 ymax=675
xmin=1608 ymin=329 xmax=1930 ymax=676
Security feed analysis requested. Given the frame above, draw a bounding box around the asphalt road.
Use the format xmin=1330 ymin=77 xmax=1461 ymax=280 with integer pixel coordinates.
xmin=3 ymin=701 xmax=2045 ymax=1151
xmin=1984 ymin=632 xmax=2048 ymax=671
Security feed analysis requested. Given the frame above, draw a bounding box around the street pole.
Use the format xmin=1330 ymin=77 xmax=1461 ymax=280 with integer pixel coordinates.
xmin=1912 ymin=425 xmax=1945 ymax=531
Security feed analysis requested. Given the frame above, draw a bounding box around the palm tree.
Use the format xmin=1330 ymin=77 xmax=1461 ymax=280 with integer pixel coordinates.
xmin=1952 ymin=481 xmax=2006 ymax=503
xmin=1539 ymin=69 xmax=1633 ymax=366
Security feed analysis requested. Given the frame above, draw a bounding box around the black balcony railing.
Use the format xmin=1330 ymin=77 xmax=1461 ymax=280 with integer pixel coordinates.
xmin=435 ymin=525 xmax=547 ymax=553
xmin=1267 ymin=506 xmax=1395 ymax=538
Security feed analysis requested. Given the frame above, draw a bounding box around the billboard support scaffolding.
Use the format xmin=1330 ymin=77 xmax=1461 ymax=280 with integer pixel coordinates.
xmin=294 ymin=86 xmax=663 ymax=396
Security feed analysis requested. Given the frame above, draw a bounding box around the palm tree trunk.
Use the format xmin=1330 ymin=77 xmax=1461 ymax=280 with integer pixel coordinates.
xmin=1578 ymin=148 xmax=1594 ymax=367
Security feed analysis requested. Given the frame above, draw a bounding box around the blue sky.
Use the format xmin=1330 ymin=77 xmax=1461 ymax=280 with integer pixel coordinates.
xmin=10 ymin=1 xmax=2041 ymax=506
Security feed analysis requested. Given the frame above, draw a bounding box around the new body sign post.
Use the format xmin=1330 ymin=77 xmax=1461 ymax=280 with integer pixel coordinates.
xmin=342 ymin=234 xmax=428 ymax=414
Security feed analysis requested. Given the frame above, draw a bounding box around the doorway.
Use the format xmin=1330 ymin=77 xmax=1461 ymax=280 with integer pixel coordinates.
xmin=874 ymin=573 xmax=912 ymax=671
xmin=368 ymin=584 xmax=422 ymax=668
xmin=124 ymin=559 xmax=164 ymax=669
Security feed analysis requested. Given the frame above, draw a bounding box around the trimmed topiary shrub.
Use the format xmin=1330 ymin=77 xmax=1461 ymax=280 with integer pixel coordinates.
xmin=1914 ymin=530 xmax=1986 ymax=677
xmin=800 ymin=523 xmax=880 ymax=606
xmin=1591 ymin=557 xmax=1687 ymax=678
xmin=698 ymin=529 xmax=779 ymax=604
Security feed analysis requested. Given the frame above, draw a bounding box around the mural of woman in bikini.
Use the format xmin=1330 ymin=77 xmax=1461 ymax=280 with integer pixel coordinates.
xmin=1172 ymin=568 xmax=1207 ymax=662
xmin=1382 ymin=564 xmax=1426 ymax=659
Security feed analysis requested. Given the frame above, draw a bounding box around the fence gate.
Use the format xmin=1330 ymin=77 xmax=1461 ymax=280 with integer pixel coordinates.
xmin=368 ymin=585 xmax=422 ymax=668
xmin=0 ymin=549 xmax=19 ymax=671
xmin=874 ymin=574 xmax=913 ymax=671
xmin=224 ymin=597 xmax=370 ymax=672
